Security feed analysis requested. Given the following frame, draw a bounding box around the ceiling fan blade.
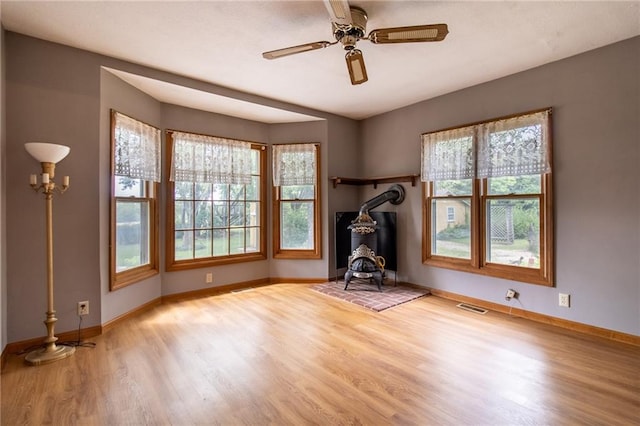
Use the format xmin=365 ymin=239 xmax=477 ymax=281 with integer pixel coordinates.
xmin=345 ymin=49 xmax=368 ymax=85
xmin=323 ymin=0 xmax=353 ymax=26
xmin=368 ymin=24 xmax=449 ymax=44
xmin=262 ymin=41 xmax=334 ymax=60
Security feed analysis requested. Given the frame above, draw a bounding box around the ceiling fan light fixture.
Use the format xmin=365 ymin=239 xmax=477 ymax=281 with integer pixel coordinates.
xmin=345 ymin=49 xmax=368 ymax=85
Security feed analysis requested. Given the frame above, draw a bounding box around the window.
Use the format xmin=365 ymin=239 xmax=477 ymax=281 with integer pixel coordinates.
xmin=422 ymin=109 xmax=553 ymax=286
xmin=166 ymin=131 xmax=266 ymax=270
xmin=446 ymin=206 xmax=456 ymax=222
xmin=110 ymin=111 xmax=161 ymax=290
xmin=272 ymin=143 xmax=321 ymax=259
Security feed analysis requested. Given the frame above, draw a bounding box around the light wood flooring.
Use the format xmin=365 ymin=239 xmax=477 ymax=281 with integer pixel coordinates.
xmin=1 ymin=284 xmax=639 ymax=425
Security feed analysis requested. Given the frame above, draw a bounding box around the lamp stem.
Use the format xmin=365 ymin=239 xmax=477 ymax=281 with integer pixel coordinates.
xmin=43 ymin=191 xmax=58 ymax=352
xmin=25 ymin=174 xmax=75 ymax=365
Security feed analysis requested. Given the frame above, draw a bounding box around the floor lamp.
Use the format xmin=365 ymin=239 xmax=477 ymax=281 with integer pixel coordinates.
xmin=24 ymin=142 xmax=75 ymax=366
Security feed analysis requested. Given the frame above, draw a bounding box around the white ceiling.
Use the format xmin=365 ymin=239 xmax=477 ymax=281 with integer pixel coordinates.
xmin=1 ymin=1 xmax=639 ymax=123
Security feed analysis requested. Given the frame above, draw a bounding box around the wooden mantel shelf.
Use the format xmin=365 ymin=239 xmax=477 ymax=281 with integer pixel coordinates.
xmin=330 ymin=174 xmax=420 ymax=189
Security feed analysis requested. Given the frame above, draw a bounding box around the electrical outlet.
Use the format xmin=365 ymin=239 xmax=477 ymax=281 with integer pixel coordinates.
xmin=77 ymin=301 xmax=89 ymax=316
xmin=505 ymin=289 xmax=518 ymax=301
xmin=206 ymin=273 xmax=213 ymax=283
xmin=559 ymin=293 xmax=570 ymax=308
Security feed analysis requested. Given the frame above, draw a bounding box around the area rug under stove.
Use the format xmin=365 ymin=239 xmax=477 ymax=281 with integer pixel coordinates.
xmin=311 ymin=281 xmax=430 ymax=312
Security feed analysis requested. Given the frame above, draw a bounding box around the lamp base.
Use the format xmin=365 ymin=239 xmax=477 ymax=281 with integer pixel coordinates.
xmin=25 ymin=344 xmax=75 ymax=366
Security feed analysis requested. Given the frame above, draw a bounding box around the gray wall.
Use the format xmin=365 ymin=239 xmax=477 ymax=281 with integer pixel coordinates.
xmin=359 ymin=36 xmax=640 ymax=336
xmin=6 ymin=35 xmax=102 ymax=341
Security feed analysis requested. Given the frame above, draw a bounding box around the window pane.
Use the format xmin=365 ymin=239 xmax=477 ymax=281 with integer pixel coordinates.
xmin=195 ymin=201 xmax=212 ymax=229
xmin=174 ymin=182 xmax=193 ymax=200
xmin=115 ymin=200 xmax=149 ymax=271
xmin=246 ymin=202 xmax=259 ymax=226
xmin=246 ymin=227 xmax=259 ymax=252
xmin=194 ymin=230 xmax=212 ymax=259
xmin=246 ymin=176 xmax=260 ymax=200
xmin=213 ymin=183 xmax=228 ymax=200
xmin=213 ymin=229 xmax=229 ymax=256
xmin=431 ymin=199 xmax=471 ymax=259
xmin=281 ymin=201 xmax=314 ymax=249
xmin=281 ymin=185 xmax=314 ymax=200
xmin=195 ymin=182 xmax=212 ymax=200
xmin=250 ymin=149 xmax=260 ymax=174
xmin=486 ymin=199 xmax=540 ymax=268
xmin=115 ymin=177 xmax=144 ymax=197
xmin=175 ymin=230 xmax=194 ymax=260
xmin=213 ymin=201 xmax=229 ymax=227
xmin=175 ymin=201 xmax=193 ymax=230
xmin=230 ymin=184 xmax=244 ymax=201
xmin=229 ymin=201 xmax=245 ymax=227
xmin=487 ymin=174 xmax=541 ymax=195
xmin=433 ymin=179 xmax=473 ymax=196
xmin=230 ymin=228 xmax=245 ymax=254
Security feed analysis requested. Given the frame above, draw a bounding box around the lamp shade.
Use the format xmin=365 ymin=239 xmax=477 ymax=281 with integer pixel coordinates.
xmin=25 ymin=143 xmax=70 ymax=164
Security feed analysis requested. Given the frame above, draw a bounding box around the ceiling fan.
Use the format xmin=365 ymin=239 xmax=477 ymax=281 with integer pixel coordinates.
xmin=262 ymin=0 xmax=449 ymax=85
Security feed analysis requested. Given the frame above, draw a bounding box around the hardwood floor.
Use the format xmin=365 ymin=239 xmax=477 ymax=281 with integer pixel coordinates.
xmin=2 ymin=284 xmax=639 ymax=425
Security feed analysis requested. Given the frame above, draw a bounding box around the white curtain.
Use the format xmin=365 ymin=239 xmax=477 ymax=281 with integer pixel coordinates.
xmin=421 ymin=110 xmax=551 ymax=182
xmin=421 ymin=126 xmax=475 ymax=182
xmin=477 ymin=110 xmax=551 ymax=178
xmin=272 ymin=143 xmax=317 ymax=186
xmin=114 ymin=112 xmax=161 ymax=182
xmin=170 ymin=132 xmax=252 ymax=184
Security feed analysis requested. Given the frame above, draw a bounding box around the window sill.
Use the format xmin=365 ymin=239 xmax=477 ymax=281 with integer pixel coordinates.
xmin=423 ymin=257 xmax=553 ymax=287
xmin=166 ymin=252 xmax=267 ymax=272
xmin=111 ymin=266 xmax=159 ymax=291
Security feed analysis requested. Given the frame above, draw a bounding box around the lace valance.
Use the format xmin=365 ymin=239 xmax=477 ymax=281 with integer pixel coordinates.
xmin=421 ymin=126 xmax=475 ymax=181
xmin=170 ymin=132 xmax=252 ymax=184
xmin=477 ymin=110 xmax=551 ymax=178
xmin=421 ymin=109 xmax=551 ymax=181
xmin=114 ymin=112 xmax=161 ymax=182
xmin=272 ymin=143 xmax=317 ymax=186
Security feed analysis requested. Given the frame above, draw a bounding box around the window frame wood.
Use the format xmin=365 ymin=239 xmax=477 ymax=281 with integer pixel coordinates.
xmin=272 ymin=144 xmax=322 ymax=260
xmin=422 ymin=108 xmax=554 ymax=286
xmin=109 ymin=111 xmax=159 ymax=291
xmin=165 ymin=131 xmax=267 ymax=271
